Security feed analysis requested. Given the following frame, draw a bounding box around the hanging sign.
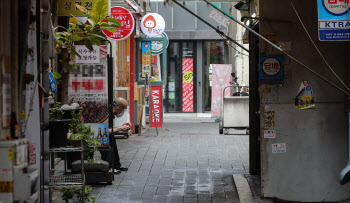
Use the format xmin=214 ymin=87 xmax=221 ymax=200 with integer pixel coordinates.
xmin=318 ymin=0 xmax=350 ymax=41
xmin=295 ymin=81 xmax=315 ymax=110
xmin=102 ymin=6 xmax=135 ymax=41
xmin=182 ymin=58 xmax=194 ymax=112
xmin=209 ymin=9 xmax=232 ymax=28
xmin=150 ymin=85 xmax=162 ymax=128
xmin=142 ymin=42 xmax=152 ymax=77
xmin=49 ymin=72 xmax=57 ymax=93
xmin=146 ymin=32 xmax=169 ymax=55
xmin=260 ymin=55 xmax=284 ymax=84
xmin=141 ymin=13 xmax=165 ymax=37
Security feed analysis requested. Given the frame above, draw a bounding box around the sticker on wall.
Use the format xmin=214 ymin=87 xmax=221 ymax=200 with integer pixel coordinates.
xmin=141 ymin=13 xmax=165 ymax=37
xmin=264 ymin=130 xmax=276 ymax=139
xmin=295 ymin=81 xmax=315 ymax=110
xmin=260 ymin=55 xmax=284 ymax=84
xmin=264 ymin=110 xmax=275 ymax=128
xmin=272 ymin=143 xmax=286 ymax=153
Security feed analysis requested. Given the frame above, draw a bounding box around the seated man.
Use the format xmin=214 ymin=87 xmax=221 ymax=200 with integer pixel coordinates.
xmin=101 ymin=97 xmax=130 ymax=174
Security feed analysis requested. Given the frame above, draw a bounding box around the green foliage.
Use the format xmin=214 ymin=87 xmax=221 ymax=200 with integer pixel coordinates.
xmin=60 ymin=186 xmax=96 ymax=203
xmin=53 ymin=72 xmax=62 ymax=85
xmin=54 ymin=0 xmax=120 ymax=66
xmin=49 ymin=102 xmax=65 ymax=120
xmin=69 ymin=112 xmax=101 ymax=163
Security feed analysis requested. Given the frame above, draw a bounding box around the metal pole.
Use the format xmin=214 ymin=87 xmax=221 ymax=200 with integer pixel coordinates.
xmin=171 ymin=0 xmax=249 ymax=53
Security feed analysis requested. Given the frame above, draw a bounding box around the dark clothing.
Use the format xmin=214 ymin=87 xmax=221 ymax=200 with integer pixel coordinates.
xmin=100 ymin=136 xmax=121 ymax=168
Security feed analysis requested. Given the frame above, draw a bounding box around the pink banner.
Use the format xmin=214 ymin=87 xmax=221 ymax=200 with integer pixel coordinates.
xmin=182 ymin=58 xmax=194 ymax=112
xmin=211 ymin=64 xmax=232 ymax=117
xmin=150 ymin=85 xmax=162 ymax=128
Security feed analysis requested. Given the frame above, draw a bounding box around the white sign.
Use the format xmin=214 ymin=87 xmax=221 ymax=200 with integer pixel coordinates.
xmin=141 ymin=13 xmax=165 ymax=37
xmin=264 ymin=130 xmax=276 ymax=138
xmin=272 ymin=143 xmax=286 ymax=153
xmin=169 ymin=82 xmax=175 ymax=91
xmin=209 ymin=9 xmax=232 ymax=28
xmin=75 ymin=45 xmax=100 ymax=64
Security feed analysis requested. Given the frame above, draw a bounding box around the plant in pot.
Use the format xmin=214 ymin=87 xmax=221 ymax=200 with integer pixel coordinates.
xmin=49 ymin=102 xmax=72 ymax=148
xmin=60 ymin=185 xmax=96 ymax=203
xmin=69 ymin=111 xmax=101 ymax=164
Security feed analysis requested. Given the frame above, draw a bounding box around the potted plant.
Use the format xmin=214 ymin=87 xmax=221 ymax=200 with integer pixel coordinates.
xmin=69 ymin=111 xmax=101 ymax=164
xmin=49 ymin=102 xmax=72 ymax=148
xmin=60 ymin=186 xmax=96 ymax=203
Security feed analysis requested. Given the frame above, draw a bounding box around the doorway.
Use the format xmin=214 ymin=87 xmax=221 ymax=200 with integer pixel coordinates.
xmin=164 ymin=41 xmax=197 ymax=113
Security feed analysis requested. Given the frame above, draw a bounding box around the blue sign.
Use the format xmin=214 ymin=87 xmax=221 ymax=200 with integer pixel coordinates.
xmin=318 ymin=0 xmax=350 ymax=41
xmin=260 ymin=55 xmax=284 ymax=84
xmin=49 ymin=72 xmax=57 ymax=93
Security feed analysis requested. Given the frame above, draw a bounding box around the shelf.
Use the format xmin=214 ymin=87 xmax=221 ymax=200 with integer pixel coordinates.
xmin=49 ymin=147 xmax=82 ymax=153
xmin=49 ymin=174 xmax=83 ymax=187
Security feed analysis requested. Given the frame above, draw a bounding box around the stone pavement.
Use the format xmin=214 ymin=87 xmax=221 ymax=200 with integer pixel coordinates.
xmin=90 ymin=118 xmax=251 ymax=203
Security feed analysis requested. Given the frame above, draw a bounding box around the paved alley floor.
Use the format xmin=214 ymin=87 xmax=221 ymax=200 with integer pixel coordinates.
xmin=89 ymin=119 xmax=250 ymax=203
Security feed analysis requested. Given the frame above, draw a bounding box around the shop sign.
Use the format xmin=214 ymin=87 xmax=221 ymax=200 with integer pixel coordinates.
xmin=57 ymin=0 xmax=97 ymax=16
xmin=264 ymin=130 xmax=276 ymax=138
xmin=318 ymin=0 xmax=350 ymax=41
xmin=141 ymin=13 xmax=165 ymax=37
xmin=146 ymin=32 xmax=169 ymax=55
xmin=49 ymin=72 xmax=57 ymax=93
xmin=260 ymin=55 xmax=284 ymax=84
xmin=295 ymin=81 xmax=315 ymax=110
xmin=272 ymin=143 xmax=286 ymax=153
xmin=150 ymin=85 xmax=162 ymax=128
xmin=209 ymin=9 xmax=232 ymax=28
xmin=74 ymin=45 xmax=100 ymax=64
xmin=102 ymin=6 xmax=135 ymax=41
xmin=182 ymin=58 xmax=194 ymax=112
xmin=141 ymin=42 xmax=152 ymax=77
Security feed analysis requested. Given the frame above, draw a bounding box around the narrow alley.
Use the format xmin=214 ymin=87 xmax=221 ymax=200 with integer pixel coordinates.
xmin=85 ymin=116 xmax=249 ymax=203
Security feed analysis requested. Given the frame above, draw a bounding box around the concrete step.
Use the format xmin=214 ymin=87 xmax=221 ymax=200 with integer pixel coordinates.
xmin=233 ymin=174 xmax=255 ymax=203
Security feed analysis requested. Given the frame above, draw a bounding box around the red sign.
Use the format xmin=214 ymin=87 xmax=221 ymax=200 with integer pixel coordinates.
xmin=102 ymin=6 xmax=135 ymax=41
xmin=182 ymin=58 xmax=194 ymax=112
xmin=150 ymin=85 xmax=162 ymax=128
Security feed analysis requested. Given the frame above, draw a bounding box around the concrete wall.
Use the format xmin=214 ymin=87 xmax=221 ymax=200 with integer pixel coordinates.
xmin=259 ymin=0 xmax=350 ymax=201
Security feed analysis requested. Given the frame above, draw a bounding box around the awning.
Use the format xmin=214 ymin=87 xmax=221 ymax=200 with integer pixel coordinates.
xmin=110 ymin=0 xmax=145 ymax=18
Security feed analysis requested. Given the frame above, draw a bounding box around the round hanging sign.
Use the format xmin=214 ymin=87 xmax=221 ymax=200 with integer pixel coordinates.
xmin=102 ymin=6 xmax=135 ymax=41
xmin=141 ymin=13 xmax=165 ymax=37
xmin=146 ymin=32 xmax=169 ymax=55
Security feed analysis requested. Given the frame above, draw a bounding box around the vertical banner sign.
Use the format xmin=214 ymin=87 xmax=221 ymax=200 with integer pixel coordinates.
xmin=69 ymin=45 xmax=109 ymax=146
xmin=210 ymin=64 xmax=232 ymax=118
xmin=318 ymin=0 xmax=350 ymax=41
xmin=182 ymin=58 xmax=194 ymax=112
xmin=150 ymin=86 xmax=162 ymax=128
xmin=142 ymin=42 xmax=151 ymax=77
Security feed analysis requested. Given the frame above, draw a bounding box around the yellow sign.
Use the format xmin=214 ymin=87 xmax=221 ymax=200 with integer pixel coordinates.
xmin=8 ymin=149 xmax=13 ymax=161
xmin=183 ymin=71 xmax=193 ymax=83
xmin=0 ymin=181 xmax=13 ymax=193
xmin=58 ymin=0 xmax=98 ymax=16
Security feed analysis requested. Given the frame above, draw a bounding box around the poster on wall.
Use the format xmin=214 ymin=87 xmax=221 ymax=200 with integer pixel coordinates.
xmin=182 ymin=58 xmax=194 ymax=112
xmin=295 ymin=81 xmax=315 ymax=110
xmin=318 ymin=0 xmax=350 ymax=41
xmin=210 ymin=64 xmax=232 ymax=118
xmin=142 ymin=42 xmax=151 ymax=78
xmin=68 ymin=45 xmax=109 ymax=146
xmin=260 ymin=55 xmax=284 ymax=84
xmin=151 ymin=55 xmax=161 ymax=81
xmin=150 ymin=85 xmax=162 ymax=128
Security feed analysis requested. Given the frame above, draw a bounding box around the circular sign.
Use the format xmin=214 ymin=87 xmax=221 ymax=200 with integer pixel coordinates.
xmin=322 ymin=0 xmax=350 ymax=16
xmin=262 ymin=58 xmax=280 ymax=76
xmin=102 ymin=6 xmax=135 ymax=41
xmin=146 ymin=32 xmax=169 ymax=55
xmin=183 ymin=71 xmax=193 ymax=83
xmin=141 ymin=13 xmax=165 ymax=37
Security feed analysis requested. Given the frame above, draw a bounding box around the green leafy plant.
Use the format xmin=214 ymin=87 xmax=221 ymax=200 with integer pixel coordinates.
xmin=49 ymin=102 xmax=65 ymax=120
xmin=60 ymin=186 xmax=96 ymax=203
xmin=69 ymin=111 xmax=101 ymax=163
xmin=53 ymin=72 xmax=62 ymax=85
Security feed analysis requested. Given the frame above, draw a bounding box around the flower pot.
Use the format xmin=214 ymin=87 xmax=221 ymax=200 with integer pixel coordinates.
xmin=69 ymin=133 xmax=83 ymax=147
xmin=49 ymin=119 xmax=72 ymax=148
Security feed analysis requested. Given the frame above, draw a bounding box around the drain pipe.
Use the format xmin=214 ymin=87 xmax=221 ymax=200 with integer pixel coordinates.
xmin=339 ymin=53 xmax=350 ymax=185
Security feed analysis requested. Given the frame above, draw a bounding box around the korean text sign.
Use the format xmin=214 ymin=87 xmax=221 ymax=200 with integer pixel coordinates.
xmin=102 ymin=6 xmax=135 ymax=41
xmin=58 ymin=0 xmax=97 ymax=16
xmin=260 ymin=55 xmax=284 ymax=84
xmin=142 ymin=42 xmax=152 ymax=77
xmin=318 ymin=0 xmax=350 ymax=41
